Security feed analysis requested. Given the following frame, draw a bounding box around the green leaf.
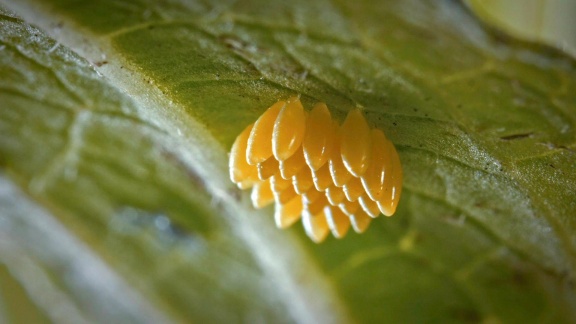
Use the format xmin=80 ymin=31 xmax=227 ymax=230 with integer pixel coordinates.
xmin=1 ymin=0 xmax=575 ymax=322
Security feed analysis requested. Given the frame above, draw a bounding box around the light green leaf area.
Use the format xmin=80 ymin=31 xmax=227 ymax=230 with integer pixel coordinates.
xmin=1 ymin=0 xmax=575 ymax=323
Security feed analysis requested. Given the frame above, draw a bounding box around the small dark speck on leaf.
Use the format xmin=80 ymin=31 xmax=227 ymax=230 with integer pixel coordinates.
xmin=500 ymin=132 xmax=533 ymax=141
xmin=474 ymin=200 xmax=486 ymax=208
xmin=450 ymin=308 xmax=481 ymax=323
xmin=512 ymin=269 xmax=529 ymax=286
xmin=392 ymin=122 xmax=397 ymax=126
xmin=94 ymin=61 xmax=108 ymax=67
xmin=549 ymin=164 xmax=555 ymax=169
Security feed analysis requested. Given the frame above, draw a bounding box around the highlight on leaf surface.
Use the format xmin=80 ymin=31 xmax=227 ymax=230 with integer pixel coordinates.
xmin=229 ymin=97 xmax=403 ymax=242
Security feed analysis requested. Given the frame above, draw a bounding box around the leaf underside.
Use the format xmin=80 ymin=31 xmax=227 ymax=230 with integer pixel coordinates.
xmin=0 ymin=0 xmax=575 ymax=323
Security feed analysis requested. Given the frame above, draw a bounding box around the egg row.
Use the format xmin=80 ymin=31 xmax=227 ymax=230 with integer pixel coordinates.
xmin=229 ymin=97 xmax=402 ymax=242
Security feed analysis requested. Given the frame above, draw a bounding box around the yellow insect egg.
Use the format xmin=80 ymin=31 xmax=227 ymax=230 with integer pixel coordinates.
xmin=302 ymin=103 xmax=336 ymax=170
xmin=301 ymin=188 xmax=322 ymax=204
xmin=306 ymin=195 xmax=330 ymax=216
xmin=324 ymin=205 xmax=351 ymax=238
xmin=338 ymin=199 xmax=359 ymax=216
xmin=328 ymin=130 xmax=354 ymax=187
xmin=275 ymin=195 xmax=303 ymax=229
xmin=361 ymin=129 xmax=388 ymax=201
xmin=278 ymin=146 xmax=306 ymax=179
xmin=257 ymin=157 xmax=279 ymax=180
xmin=358 ymin=195 xmax=380 ymax=218
xmin=342 ymin=177 xmax=364 ymax=202
xmin=340 ymin=109 xmax=372 ymax=177
xmin=273 ymin=97 xmax=306 ymax=161
xmin=302 ymin=209 xmax=330 ymax=243
xmin=349 ymin=210 xmax=371 ymax=233
xmin=391 ymin=146 xmax=403 ymax=206
xmin=273 ymin=184 xmax=297 ymax=205
xmin=229 ymin=123 xmax=258 ymax=186
xmin=251 ymin=179 xmax=274 ymax=209
xmin=270 ymin=174 xmax=291 ymax=192
xmin=229 ymin=97 xmax=403 ymax=242
xmin=377 ymin=142 xmax=403 ymax=216
xmin=292 ymin=168 xmax=314 ymax=194
xmin=325 ymin=185 xmax=346 ymax=206
xmin=311 ymin=164 xmax=333 ymax=191
xmin=247 ymin=101 xmax=285 ymax=164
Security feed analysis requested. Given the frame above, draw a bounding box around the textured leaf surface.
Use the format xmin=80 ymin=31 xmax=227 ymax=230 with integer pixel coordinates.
xmin=1 ymin=0 xmax=575 ymax=322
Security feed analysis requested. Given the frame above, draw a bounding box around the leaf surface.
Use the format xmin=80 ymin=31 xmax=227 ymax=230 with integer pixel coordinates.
xmin=1 ymin=0 xmax=575 ymax=322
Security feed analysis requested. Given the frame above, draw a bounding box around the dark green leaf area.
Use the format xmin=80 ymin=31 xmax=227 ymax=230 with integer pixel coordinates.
xmin=0 ymin=11 xmax=291 ymax=322
xmin=2 ymin=0 xmax=576 ymax=323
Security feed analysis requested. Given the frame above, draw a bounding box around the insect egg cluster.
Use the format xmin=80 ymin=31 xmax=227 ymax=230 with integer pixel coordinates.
xmin=229 ymin=97 xmax=402 ymax=243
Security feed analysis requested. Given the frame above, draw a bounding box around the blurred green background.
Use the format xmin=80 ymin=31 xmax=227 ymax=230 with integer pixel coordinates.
xmin=467 ymin=0 xmax=576 ymax=57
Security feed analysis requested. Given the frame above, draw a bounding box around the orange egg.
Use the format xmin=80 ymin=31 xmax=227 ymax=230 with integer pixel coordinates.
xmin=257 ymin=157 xmax=279 ymax=180
xmin=328 ymin=128 xmax=354 ymax=187
xmin=358 ymin=195 xmax=380 ymax=218
xmin=311 ymin=163 xmax=333 ymax=191
xmin=342 ymin=176 xmax=364 ymax=202
xmin=302 ymin=207 xmax=330 ymax=243
xmin=325 ymin=185 xmax=346 ymax=206
xmin=340 ymin=109 xmax=371 ymax=177
xmin=292 ymin=168 xmax=314 ymax=194
xmin=302 ymin=188 xmax=322 ymax=204
xmin=247 ymin=101 xmax=285 ymax=164
xmin=302 ymin=103 xmax=336 ymax=170
xmin=251 ymin=178 xmax=274 ymax=209
xmin=278 ymin=146 xmax=306 ymax=179
xmin=275 ymin=195 xmax=303 ymax=229
xmin=338 ymin=199 xmax=359 ymax=216
xmin=273 ymin=97 xmax=306 ymax=161
xmin=324 ymin=205 xmax=351 ymax=239
xmin=361 ymin=129 xmax=388 ymax=200
xmin=350 ymin=210 xmax=371 ymax=233
xmin=229 ymin=123 xmax=259 ymax=186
